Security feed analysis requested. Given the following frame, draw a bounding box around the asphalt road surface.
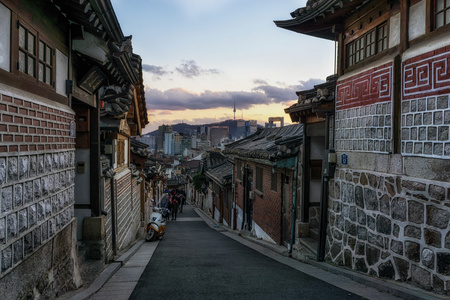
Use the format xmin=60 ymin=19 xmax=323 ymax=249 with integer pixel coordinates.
xmin=130 ymin=204 xmax=367 ymax=300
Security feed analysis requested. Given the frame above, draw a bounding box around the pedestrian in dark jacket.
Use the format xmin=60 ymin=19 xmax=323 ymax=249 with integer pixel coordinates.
xmin=179 ymin=195 xmax=186 ymax=213
xmin=171 ymin=197 xmax=179 ymax=220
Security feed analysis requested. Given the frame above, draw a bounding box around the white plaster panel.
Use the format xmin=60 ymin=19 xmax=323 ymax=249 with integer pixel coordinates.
xmin=55 ymin=49 xmax=68 ymax=96
xmin=0 ymin=3 xmax=11 ymax=71
xmin=409 ymin=0 xmax=426 ymax=40
xmin=389 ymin=13 xmax=400 ymax=48
xmin=253 ymin=222 xmax=276 ymax=244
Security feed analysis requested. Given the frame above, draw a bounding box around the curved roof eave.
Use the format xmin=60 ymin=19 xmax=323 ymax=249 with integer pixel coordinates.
xmin=274 ymin=0 xmax=368 ymax=40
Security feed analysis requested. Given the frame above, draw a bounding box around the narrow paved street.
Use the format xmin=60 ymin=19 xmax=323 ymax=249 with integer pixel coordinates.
xmin=130 ymin=204 xmax=365 ymax=300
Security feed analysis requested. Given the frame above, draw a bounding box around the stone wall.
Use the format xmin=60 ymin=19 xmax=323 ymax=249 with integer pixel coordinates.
xmin=336 ymin=62 xmax=393 ymax=154
xmin=327 ymin=169 xmax=450 ymax=294
xmin=335 ymin=102 xmax=392 ymax=153
xmin=0 ymin=90 xmax=78 ymax=298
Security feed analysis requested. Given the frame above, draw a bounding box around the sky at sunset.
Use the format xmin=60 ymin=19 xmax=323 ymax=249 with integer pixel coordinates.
xmin=110 ymin=0 xmax=336 ymax=134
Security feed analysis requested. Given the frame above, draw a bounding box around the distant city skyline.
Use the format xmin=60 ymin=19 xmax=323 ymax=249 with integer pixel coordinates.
xmin=111 ymin=0 xmax=335 ymax=133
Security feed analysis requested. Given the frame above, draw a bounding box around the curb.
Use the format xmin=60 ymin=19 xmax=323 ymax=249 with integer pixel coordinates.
xmin=69 ymin=240 xmax=146 ymax=300
xmin=194 ymin=207 xmax=445 ymax=300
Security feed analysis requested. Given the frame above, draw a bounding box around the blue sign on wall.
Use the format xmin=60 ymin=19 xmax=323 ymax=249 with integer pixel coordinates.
xmin=341 ymin=153 xmax=348 ymax=165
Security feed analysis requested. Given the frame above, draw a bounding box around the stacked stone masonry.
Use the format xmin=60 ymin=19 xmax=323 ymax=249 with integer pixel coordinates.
xmin=401 ymin=94 xmax=450 ymax=158
xmin=401 ymin=46 xmax=450 ymax=158
xmin=327 ymin=169 xmax=450 ymax=293
xmin=335 ymin=62 xmax=393 ymax=154
xmin=0 ymin=92 xmax=75 ymax=284
xmin=335 ymin=102 xmax=392 ymax=153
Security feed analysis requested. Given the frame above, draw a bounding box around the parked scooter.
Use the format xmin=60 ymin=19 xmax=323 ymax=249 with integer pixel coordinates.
xmin=145 ymin=202 xmax=167 ymax=241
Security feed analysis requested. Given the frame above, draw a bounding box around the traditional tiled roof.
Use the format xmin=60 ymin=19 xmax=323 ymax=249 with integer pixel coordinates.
xmin=205 ymin=160 xmax=233 ymax=186
xmin=285 ymin=74 xmax=337 ymax=122
xmin=202 ymin=151 xmax=228 ymax=171
xmin=52 ymin=0 xmax=147 ymax=127
xmin=223 ymin=124 xmax=303 ymax=161
xmin=274 ymin=0 xmax=368 ymax=40
xmin=130 ymin=138 xmax=152 ymax=159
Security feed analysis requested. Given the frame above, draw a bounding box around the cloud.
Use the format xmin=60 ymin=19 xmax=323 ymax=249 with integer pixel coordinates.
xmin=175 ymin=60 xmax=221 ymax=78
xmin=142 ymin=61 xmax=221 ymax=79
xmin=142 ymin=64 xmax=170 ymax=78
xmin=253 ymin=79 xmax=268 ymax=85
xmin=253 ymin=78 xmax=324 ymax=103
xmin=156 ymin=110 xmax=173 ymax=115
xmin=146 ymin=88 xmax=267 ymax=111
xmin=145 ymin=77 xmax=325 ymax=111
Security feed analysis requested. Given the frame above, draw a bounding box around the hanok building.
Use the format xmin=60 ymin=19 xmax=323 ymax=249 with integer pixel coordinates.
xmin=0 ymin=0 xmax=147 ymax=298
xmin=284 ymin=75 xmax=337 ymax=259
xmin=204 ymin=155 xmax=233 ymax=226
xmin=224 ymin=124 xmax=303 ymax=246
xmin=276 ymin=0 xmax=450 ymax=294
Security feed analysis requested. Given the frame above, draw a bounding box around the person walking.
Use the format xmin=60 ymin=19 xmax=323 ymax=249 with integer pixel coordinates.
xmin=171 ymin=197 xmax=179 ymax=220
xmin=179 ymin=194 xmax=186 ymax=213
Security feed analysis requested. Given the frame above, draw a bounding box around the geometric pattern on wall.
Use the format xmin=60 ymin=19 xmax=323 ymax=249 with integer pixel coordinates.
xmin=336 ymin=62 xmax=392 ymax=110
xmin=403 ymin=46 xmax=450 ymax=100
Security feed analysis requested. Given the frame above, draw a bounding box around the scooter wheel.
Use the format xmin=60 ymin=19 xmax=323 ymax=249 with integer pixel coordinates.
xmin=145 ymin=229 xmax=156 ymax=241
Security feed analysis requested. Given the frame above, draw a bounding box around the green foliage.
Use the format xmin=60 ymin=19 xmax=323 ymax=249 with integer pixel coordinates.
xmin=193 ymin=172 xmax=206 ymax=192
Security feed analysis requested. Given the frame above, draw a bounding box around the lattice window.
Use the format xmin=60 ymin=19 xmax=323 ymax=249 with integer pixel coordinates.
xmin=435 ymin=0 xmax=450 ymax=29
xmin=18 ymin=24 xmax=36 ymax=77
xmin=346 ymin=22 xmax=388 ymax=67
xmin=18 ymin=22 xmax=54 ymax=86
xmin=38 ymin=40 xmax=53 ymax=85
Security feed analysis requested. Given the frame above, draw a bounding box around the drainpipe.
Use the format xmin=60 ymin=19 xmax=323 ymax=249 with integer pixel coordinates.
xmin=232 ymin=164 xmax=236 ymax=230
xmin=241 ymin=166 xmax=247 ymax=230
xmin=318 ymin=113 xmax=331 ymax=261
xmin=289 ymin=156 xmax=299 ymax=254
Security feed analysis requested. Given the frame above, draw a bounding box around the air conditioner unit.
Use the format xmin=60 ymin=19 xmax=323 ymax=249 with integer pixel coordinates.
xmin=249 ymin=191 xmax=254 ymax=199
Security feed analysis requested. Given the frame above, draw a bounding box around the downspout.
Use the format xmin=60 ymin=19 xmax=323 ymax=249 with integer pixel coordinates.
xmin=289 ymin=156 xmax=299 ymax=254
xmin=232 ymin=163 xmax=236 ymax=230
xmin=241 ymin=166 xmax=247 ymax=230
xmin=318 ymin=113 xmax=331 ymax=261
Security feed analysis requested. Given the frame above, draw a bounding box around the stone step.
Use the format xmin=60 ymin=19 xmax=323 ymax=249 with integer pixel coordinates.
xmin=309 ymin=228 xmax=319 ymax=241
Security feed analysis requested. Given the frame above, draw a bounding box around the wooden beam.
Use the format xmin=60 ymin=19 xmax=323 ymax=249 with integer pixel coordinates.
xmin=400 ymin=0 xmax=410 ymax=53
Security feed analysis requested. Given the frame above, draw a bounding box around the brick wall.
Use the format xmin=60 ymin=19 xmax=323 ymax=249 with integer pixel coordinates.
xmin=234 ymin=159 xmax=289 ymax=245
xmin=0 ymin=90 xmax=77 ymax=298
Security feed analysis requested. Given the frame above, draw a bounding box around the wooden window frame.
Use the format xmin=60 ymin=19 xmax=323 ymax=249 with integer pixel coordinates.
xmin=255 ymin=166 xmax=263 ymax=193
xmin=345 ymin=22 xmax=388 ymax=68
xmin=38 ymin=39 xmax=53 ymax=85
xmin=433 ymin=0 xmax=450 ymax=29
xmin=116 ymin=139 xmax=126 ymax=168
xmin=270 ymin=171 xmax=277 ymax=192
xmin=15 ymin=18 xmax=55 ymax=89
xmin=18 ymin=22 xmax=37 ymax=78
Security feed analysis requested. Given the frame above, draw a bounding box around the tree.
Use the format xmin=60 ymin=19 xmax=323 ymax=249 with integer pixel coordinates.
xmin=193 ymin=172 xmax=206 ymax=193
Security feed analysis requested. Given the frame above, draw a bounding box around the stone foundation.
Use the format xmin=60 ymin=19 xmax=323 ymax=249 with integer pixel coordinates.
xmin=327 ymin=168 xmax=450 ymax=294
